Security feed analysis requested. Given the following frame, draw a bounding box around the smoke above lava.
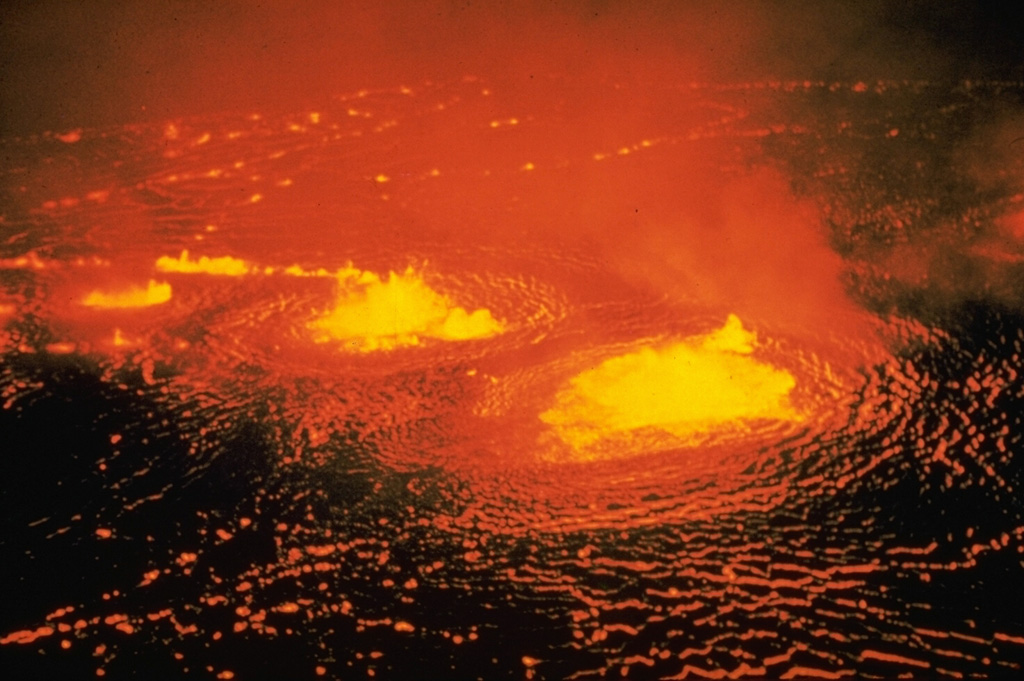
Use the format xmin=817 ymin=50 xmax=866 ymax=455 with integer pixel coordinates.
xmin=4 ymin=1 xmax=1019 ymax=137
xmin=3 ymin=1 xmax=1022 ymax=324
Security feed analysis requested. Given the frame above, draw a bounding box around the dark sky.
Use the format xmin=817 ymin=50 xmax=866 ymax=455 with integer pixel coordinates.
xmin=1 ymin=1 xmax=1022 ymax=137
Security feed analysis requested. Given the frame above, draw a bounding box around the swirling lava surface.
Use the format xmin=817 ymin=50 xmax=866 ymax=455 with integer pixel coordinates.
xmin=3 ymin=78 xmax=1024 ymax=680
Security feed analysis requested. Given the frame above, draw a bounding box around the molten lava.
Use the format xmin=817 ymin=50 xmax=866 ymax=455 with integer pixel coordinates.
xmin=540 ymin=314 xmax=801 ymax=459
xmin=309 ymin=265 xmax=504 ymax=352
xmin=81 ymin=280 xmax=172 ymax=309
xmin=155 ymin=250 xmax=253 ymax=276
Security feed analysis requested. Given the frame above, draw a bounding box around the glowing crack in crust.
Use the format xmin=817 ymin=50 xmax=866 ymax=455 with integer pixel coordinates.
xmin=540 ymin=314 xmax=802 ymax=459
xmin=309 ymin=265 xmax=505 ymax=352
xmin=82 ymin=280 xmax=172 ymax=309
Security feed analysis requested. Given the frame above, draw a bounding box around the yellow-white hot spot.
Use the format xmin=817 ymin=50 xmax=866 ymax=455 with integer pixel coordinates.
xmin=540 ymin=314 xmax=801 ymax=456
xmin=82 ymin=280 xmax=172 ymax=309
xmin=309 ymin=265 xmax=504 ymax=352
xmin=155 ymin=250 xmax=252 ymax=276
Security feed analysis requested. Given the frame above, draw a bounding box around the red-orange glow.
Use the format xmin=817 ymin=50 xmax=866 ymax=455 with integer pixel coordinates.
xmin=82 ymin=280 xmax=171 ymax=309
xmin=44 ymin=342 xmax=78 ymax=355
xmin=779 ymin=667 xmax=852 ymax=680
xmin=0 ymin=251 xmax=48 ymax=270
xmin=139 ymin=570 xmax=161 ymax=587
xmin=859 ymin=649 xmax=931 ymax=669
xmin=540 ymin=315 xmax=800 ymax=460
xmin=0 ymin=626 xmax=55 ymax=645
xmin=111 ymin=328 xmax=135 ymax=348
xmin=309 ymin=265 xmax=504 ymax=352
xmin=55 ymin=129 xmax=83 ymax=143
xmin=44 ymin=607 xmax=75 ymax=621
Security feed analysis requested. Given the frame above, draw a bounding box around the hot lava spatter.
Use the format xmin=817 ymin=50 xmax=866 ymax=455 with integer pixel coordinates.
xmin=135 ymin=248 xmax=509 ymax=354
xmin=540 ymin=314 xmax=801 ymax=459
xmin=308 ymin=264 xmax=505 ymax=352
xmin=82 ymin=280 xmax=172 ymax=309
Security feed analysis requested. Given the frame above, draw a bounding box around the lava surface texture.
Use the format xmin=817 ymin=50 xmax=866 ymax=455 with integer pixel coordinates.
xmin=3 ymin=48 xmax=1024 ymax=681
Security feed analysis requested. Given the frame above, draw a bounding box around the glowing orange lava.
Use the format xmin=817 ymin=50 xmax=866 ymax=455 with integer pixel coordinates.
xmin=540 ymin=314 xmax=801 ymax=460
xmin=309 ymin=265 xmax=504 ymax=352
xmin=81 ymin=280 xmax=172 ymax=309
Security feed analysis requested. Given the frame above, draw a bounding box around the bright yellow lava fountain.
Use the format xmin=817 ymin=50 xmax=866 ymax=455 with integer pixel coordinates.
xmin=540 ymin=314 xmax=801 ymax=458
xmin=309 ymin=266 xmax=504 ymax=352
xmin=82 ymin=280 xmax=172 ymax=309
xmin=156 ymin=250 xmax=253 ymax=276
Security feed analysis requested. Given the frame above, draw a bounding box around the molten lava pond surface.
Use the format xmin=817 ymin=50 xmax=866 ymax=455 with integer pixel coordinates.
xmin=3 ymin=77 xmax=1024 ymax=680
